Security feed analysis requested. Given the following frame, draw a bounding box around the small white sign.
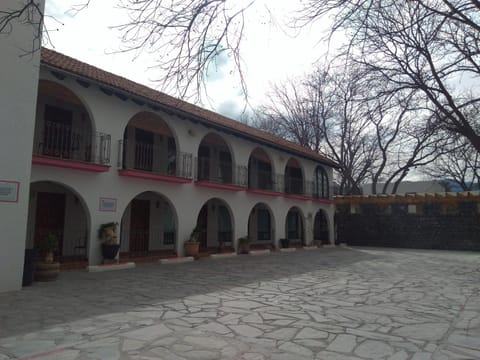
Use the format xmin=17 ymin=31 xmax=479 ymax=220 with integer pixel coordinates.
xmin=0 ymin=181 xmax=19 ymax=203
xmin=99 ymin=197 xmax=117 ymax=212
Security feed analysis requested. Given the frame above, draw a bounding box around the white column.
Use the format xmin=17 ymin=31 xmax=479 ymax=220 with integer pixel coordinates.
xmin=0 ymin=0 xmax=45 ymax=292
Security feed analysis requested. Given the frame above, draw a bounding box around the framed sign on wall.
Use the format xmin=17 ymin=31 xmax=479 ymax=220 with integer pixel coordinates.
xmin=99 ymin=197 xmax=117 ymax=212
xmin=0 ymin=180 xmax=20 ymax=203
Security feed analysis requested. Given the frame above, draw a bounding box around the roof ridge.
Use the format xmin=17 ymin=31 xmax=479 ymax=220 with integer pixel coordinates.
xmin=40 ymin=47 xmax=337 ymax=167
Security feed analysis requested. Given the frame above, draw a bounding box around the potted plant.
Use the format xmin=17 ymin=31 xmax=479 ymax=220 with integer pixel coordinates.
xmin=184 ymin=225 xmax=201 ymax=257
xmin=238 ymin=236 xmax=251 ymax=254
xmin=41 ymin=233 xmax=59 ymax=263
xmin=98 ymin=222 xmax=120 ymax=260
xmin=35 ymin=233 xmax=60 ymax=281
xmin=280 ymin=238 xmax=290 ymax=249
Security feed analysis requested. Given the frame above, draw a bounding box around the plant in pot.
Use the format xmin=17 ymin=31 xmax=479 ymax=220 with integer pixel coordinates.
xmin=41 ymin=233 xmax=59 ymax=263
xmin=36 ymin=233 xmax=60 ymax=281
xmin=238 ymin=236 xmax=251 ymax=254
xmin=98 ymin=222 xmax=120 ymax=261
xmin=184 ymin=225 xmax=202 ymax=257
xmin=280 ymin=238 xmax=290 ymax=249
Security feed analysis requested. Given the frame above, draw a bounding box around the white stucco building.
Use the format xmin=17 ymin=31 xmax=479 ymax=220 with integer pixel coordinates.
xmin=0 ymin=3 xmax=337 ymax=292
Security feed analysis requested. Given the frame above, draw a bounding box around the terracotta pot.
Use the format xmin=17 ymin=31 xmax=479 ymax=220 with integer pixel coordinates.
xmin=35 ymin=261 xmax=60 ymax=281
xmin=238 ymin=242 xmax=250 ymax=254
xmin=184 ymin=241 xmax=200 ymax=257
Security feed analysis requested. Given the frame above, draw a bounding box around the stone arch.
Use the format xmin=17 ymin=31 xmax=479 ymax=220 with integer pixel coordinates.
xmin=248 ymin=147 xmax=275 ymax=191
xmin=119 ymin=191 xmax=178 ymax=257
xmin=313 ymin=208 xmax=330 ymax=245
xmin=27 ymin=180 xmax=91 ymax=262
xmin=284 ymin=157 xmax=305 ymax=194
xmin=285 ymin=206 xmax=306 ymax=246
xmin=122 ymin=111 xmax=182 ymax=176
xmin=197 ymin=132 xmax=236 ymax=184
xmin=35 ymin=80 xmax=101 ymax=163
xmin=248 ymin=203 xmax=275 ymax=247
xmin=195 ymin=198 xmax=235 ymax=251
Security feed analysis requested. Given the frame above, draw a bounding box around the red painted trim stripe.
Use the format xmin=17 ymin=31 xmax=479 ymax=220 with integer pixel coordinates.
xmin=194 ymin=180 xmax=245 ymax=192
xmin=246 ymin=188 xmax=281 ymax=197
xmin=32 ymin=155 xmax=110 ymax=172
xmin=118 ymin=169 xmax=192 ymax=183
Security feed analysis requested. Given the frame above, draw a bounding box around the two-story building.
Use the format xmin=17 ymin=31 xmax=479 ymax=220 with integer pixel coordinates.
xmin=27 ymin=48 xmax=337 ymax=266
xmin=0 ymin=7 xmax=337 ymax=291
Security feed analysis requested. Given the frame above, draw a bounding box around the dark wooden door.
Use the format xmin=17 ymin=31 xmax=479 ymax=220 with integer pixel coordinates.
xmin=34 ymin=192 xmax=66 ymax=254
xmin=130 ymin=199 xmax=150 ymax=253
xmin=197 ymin=204 xmax=208 ymax=248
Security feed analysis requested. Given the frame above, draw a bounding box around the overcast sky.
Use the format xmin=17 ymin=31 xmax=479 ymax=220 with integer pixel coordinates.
xmin=43 ymin=0 xmax=330 ymax=119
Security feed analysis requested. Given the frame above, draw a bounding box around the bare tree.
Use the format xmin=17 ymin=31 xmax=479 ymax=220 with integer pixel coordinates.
xmin=0 ymin=0 xmax=44 ymax=53
xmin=258 ymin=65 xmax=378 ymax=195
xmin=116 ymin=0 xmax=257 ymax=99
xmin=424 ymin=137 xmax=480 ymax=191
xmin=296 ymin=0 xmax=480 ymax=153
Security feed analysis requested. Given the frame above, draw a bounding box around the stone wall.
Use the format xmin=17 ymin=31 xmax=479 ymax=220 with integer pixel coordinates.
xmin=336 ymin=197 xmax=480 ymax=251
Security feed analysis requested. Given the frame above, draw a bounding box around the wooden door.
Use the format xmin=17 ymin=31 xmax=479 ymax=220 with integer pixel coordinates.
xmin=197 ymin=204 xmax=208 ymax=248
xmin=130 ymin=199 xmax=150 ymax=253
xmin=34 ymin=192 xmax=66 ymax=254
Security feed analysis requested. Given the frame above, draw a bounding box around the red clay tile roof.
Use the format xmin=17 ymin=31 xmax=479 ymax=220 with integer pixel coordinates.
xmin=40 ymin=47 xmax=338 ymax=167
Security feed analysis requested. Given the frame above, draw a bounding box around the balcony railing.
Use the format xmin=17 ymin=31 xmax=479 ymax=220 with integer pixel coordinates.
xmin=36 ymin=121 xmax=110 ymax=164
xmin=196 ymin=157 xmax=247 ymax=186
xmin=284 ymin=176 xmax=305 ymax=195
xmin=118 ymin=140 xmax=193 ymax=178
xmin=248 ymin=169 xmax=274 ymax=191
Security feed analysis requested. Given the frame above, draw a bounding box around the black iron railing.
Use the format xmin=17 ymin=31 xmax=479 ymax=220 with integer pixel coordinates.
xmin=118 ymin=140 xmax=193 ymax=178
xmin=248 ymin=169 xmax=274 ymax=190
xmin=196 ymin=157 xmax=247 ymax=186
xmin=37 ymin=121 xmax=110 ymax=164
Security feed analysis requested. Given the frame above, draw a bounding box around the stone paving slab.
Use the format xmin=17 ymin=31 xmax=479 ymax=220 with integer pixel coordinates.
xmin=0 ymin=247 xmax=479 ymax=359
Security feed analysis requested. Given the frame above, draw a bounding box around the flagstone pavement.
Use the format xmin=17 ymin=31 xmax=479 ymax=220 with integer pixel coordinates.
xmin=0 ymin=247 xmax=479 ymax=360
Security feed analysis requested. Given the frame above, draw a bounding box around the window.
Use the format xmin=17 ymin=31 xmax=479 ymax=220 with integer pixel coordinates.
xmin=314 ymin=166 xmax=329 ymax=199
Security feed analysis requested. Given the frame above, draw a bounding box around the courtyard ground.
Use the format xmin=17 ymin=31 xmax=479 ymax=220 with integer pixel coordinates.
xmin=0 ymin=247 xmax=479 ymax=360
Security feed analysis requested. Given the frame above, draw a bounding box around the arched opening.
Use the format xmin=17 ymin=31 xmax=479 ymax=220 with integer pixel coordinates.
xmin=197 ymin=133 xmax=234 ymax=184
xmin=122 ymin=112 xmax=182 ymax=176
xmin=26 ymin=181 xmax=90 ymax=265
xmin=120 ymin=191 xmax=177 ymax=259
xmin=248 ymin=203 xmax=275 ymax=249
xmin=284 ymin=158 xmax=304 ymax=194
xmin=34 ymin=80 xmax=109 ymax=164
xmin=248 ymin=147 xmax=274 ymax=191
xmin=195 ymin=198 xmax=234 ymax=252
xmin=285 ymin=207 xmax=305 ymax=246
xmin=314 ymin=166 xmax=329 ymax=199
xmin=313 ymin=209 xmax=329 ymax=245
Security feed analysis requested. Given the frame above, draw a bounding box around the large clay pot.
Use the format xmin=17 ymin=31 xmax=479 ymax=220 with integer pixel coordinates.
xmin=102 ymin=244 xmax=120 ymax=260
xmin=184 ymin=241 xmax=200 ymax=257
xmin=35 ymin=261 xmax=60 ymax=281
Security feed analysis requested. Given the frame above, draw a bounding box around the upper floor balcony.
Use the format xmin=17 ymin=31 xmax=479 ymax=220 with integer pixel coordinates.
xmin=32 ymin=80 xmax=111 ymax=172
xmin=118 ymin=113 xmax=193 ymax=183
xmin=195 ymin=133 xmax=247 ymax=190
